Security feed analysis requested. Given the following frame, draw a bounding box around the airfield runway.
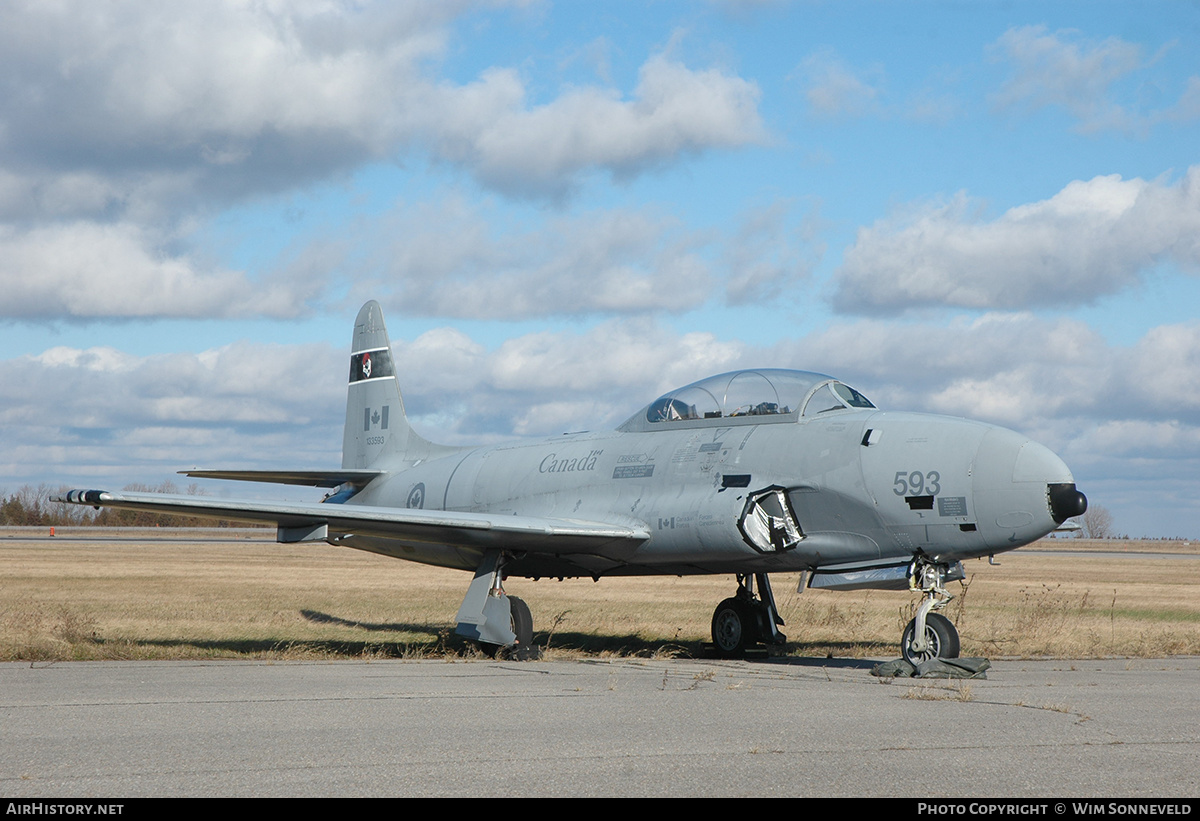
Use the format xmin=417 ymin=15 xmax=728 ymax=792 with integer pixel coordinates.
xmin=1 ymin=656 xmax=1196 ymax=797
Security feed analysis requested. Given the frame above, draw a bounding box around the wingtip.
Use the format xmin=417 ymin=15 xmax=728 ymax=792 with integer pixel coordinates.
xmin=57 ymin=489 xmax=111 ymax=505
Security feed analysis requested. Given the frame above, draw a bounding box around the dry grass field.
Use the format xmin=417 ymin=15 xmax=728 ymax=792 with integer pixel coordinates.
xmin=2 ymin=529 xmax=1197 ymax=661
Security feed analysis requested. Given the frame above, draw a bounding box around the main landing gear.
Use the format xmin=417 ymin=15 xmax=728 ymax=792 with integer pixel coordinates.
xmin=901 ymin=558 xmax=961 ymax=664
xmin=710 ymin=573 xmax=787 ymax=658
xmin=454 ymin=549 xmax=538 ymax=660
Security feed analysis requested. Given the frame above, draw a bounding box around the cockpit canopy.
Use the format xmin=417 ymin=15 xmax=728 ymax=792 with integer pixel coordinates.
xmin=618 ymin=369 xmax=875 ymax=432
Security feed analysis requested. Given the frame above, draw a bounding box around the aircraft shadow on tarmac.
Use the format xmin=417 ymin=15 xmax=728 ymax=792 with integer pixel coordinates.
xmin=80 ymin=609 xmax=898 ymax=664
xmin=299 ymin=608 xmax=439 ymax=635
xmin=295 ymin=608 xmax=887 ymax=665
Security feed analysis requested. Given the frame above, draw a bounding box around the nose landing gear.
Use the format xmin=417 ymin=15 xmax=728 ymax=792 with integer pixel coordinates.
xmin=902 ymin=559 xmax=961 ymax=664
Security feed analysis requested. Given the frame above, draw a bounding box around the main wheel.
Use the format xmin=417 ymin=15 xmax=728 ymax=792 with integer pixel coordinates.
xmin=901 ymin=612 xmax=960 ymax=663
xmin=480 ymin=595 xmax=536 ymax=659
xmin=711 ymin=598 xmax=756 ymax=657
xmin=508 ymin=595 xmax=533 ymax=649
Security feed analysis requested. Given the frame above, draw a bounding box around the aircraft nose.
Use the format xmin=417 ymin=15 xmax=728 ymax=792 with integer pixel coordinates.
xmin=1012 ymin=436 xmax=1088 ymax=523
xmin=973 ymin=428 xmax=1085 ymax=545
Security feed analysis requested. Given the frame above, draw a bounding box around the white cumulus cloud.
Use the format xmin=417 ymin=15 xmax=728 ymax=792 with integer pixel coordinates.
xmin=831 ymin=167 xmax=1200 ymax=315
xmin=0 ymin=222 xmax=310 ymax=319
xmin=423 ymin=54 xmax=766 ymax=198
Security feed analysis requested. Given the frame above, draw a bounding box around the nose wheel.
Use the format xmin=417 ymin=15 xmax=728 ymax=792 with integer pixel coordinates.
xmin=901 ymin=611 xmax=959 ymax=663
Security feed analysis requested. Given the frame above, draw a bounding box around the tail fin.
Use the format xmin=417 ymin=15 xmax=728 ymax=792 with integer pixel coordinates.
xmin=342 ymin=300 xmax=445 ymax=470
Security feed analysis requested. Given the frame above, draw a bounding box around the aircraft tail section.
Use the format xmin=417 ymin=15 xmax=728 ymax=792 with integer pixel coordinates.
xmin=343 ymin=300 xmax=449 ymax=470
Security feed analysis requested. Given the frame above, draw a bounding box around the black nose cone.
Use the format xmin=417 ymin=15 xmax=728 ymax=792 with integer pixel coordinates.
xmin=1048 ymin=483 xmax=1088 ymax=524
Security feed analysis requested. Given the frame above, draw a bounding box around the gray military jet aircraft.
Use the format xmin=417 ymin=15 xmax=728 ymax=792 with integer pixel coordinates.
xmin=60 ymin=300 xmax=1087 ymax=661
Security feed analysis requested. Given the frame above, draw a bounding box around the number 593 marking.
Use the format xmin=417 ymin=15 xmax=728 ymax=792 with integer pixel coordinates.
xmin=893 ymin=470 xmax=941 ymax=496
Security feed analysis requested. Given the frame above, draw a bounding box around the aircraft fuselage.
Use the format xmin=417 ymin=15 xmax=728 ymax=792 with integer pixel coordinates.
xmin=341 ymin=407 xmax=1072 ymax=579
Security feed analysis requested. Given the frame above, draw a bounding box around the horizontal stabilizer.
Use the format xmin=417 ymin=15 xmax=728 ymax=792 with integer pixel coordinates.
xmin=180 ymin=469 xmax=384 ymax=489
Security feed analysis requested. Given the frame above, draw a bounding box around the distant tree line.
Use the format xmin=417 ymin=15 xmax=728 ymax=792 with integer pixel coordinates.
xmin=1044 ymin=504 xmax=1193 ymax=541
xmin=0 ymin=482 xmax=264 ymax=528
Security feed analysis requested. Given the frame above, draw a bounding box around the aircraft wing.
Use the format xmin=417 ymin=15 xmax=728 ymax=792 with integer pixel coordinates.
xmin=54 ymin=489 xmax=650 ymax=553
xmin=179 ymin=469 xmax=384 ymax=488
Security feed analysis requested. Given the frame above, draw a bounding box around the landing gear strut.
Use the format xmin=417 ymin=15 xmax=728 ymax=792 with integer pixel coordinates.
xmin=710 ymin=573 xmax=787 ymax=658
xmin=901 ymin=558 xmax=961 ymax=664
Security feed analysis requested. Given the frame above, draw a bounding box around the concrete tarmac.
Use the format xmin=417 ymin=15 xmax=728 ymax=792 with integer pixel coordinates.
xmin=1 ymin=656 xmax=1197 ymax=797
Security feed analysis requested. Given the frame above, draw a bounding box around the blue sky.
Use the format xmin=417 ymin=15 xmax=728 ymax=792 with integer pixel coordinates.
xmin=2 ymin=1 xmax=1199 ymax=537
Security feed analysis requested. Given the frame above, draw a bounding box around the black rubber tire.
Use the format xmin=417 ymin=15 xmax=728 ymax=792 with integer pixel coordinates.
xmin=711 ymin=598 xmax=756 ymax=657
xmin=508 ymin=595 xmax=533 ymax=649
xmin=901 ymin=612 xmax=960 ymax=664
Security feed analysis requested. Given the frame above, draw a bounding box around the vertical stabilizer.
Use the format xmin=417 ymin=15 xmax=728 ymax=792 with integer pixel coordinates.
xmin=342 ymin=301 xmax=442 ymax=470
